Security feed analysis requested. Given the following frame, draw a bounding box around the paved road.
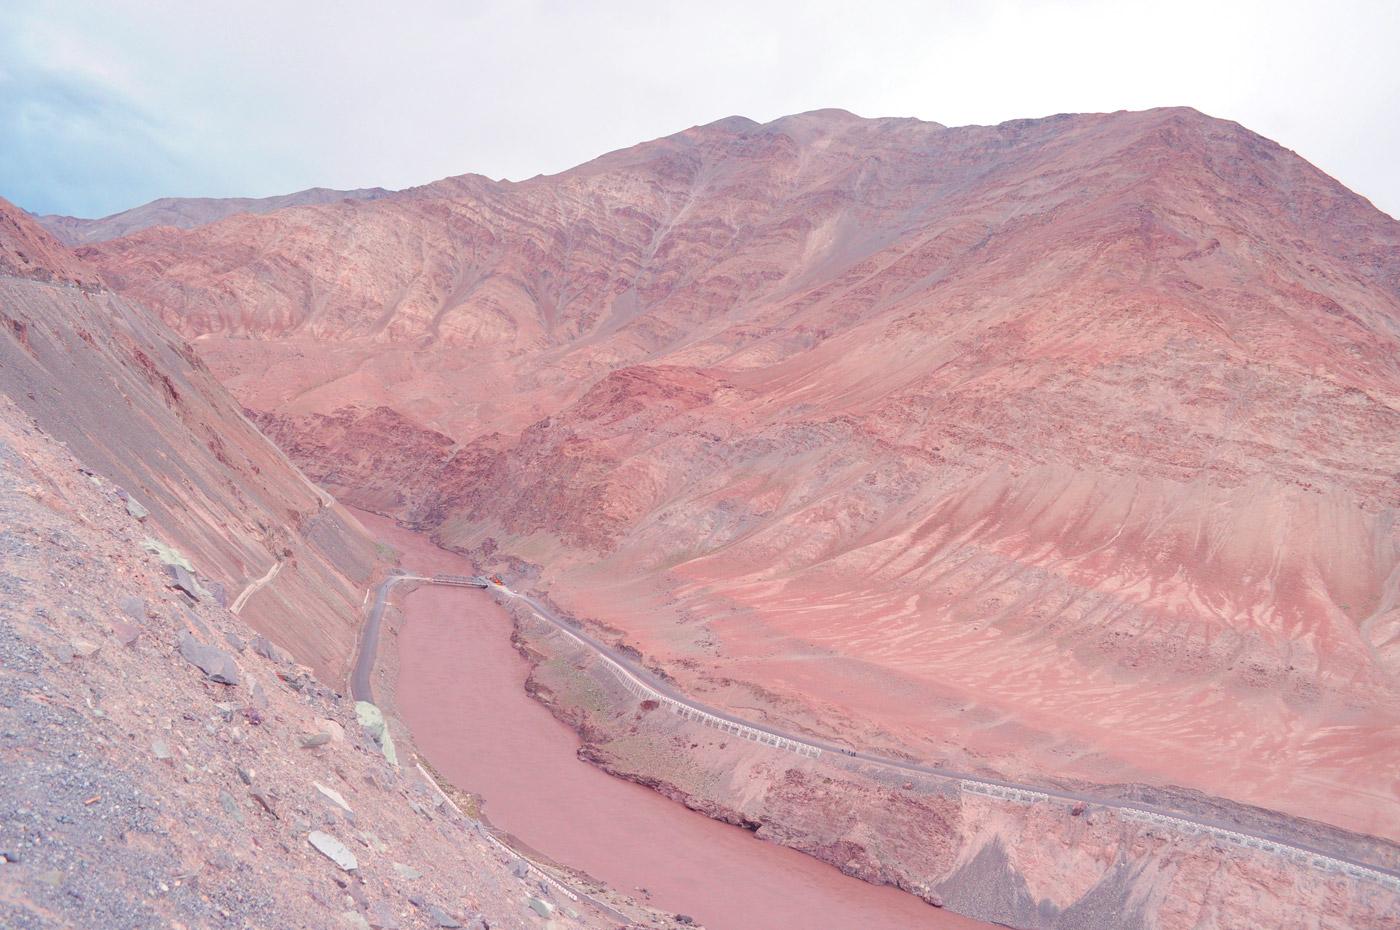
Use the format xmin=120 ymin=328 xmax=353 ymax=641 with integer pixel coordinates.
xmin=349 ymin=572 xmax=1400 ymax=892
xmin=349 ymin=573 xmax=427 ymax=703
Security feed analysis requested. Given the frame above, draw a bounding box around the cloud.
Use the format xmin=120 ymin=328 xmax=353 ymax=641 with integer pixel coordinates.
xmin=0 ymin=64 xmax=181 ymax=216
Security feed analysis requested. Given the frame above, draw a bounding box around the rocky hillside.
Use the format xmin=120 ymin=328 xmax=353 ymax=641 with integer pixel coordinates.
xmin=0 ymin=197 xmax=686 ymax=930
xmin=35 ymin=186 xmax=391 ymax=246
xmin=0 ymin=198 xmax=386 ymax=679
xmin=78 ymin=108 xmax=1400 ymax=843
xmin=0 ymin=399 xmax=651 ymax=930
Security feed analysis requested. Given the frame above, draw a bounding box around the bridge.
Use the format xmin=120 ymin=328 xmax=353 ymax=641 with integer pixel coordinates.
xmin=431 ymin=573 xmax=489 ymax=588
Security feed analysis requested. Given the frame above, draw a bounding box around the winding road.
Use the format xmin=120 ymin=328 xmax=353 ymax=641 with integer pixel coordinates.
xmin=352 ymin=572 xmax=1400 ymax=894
xmin=230 ymin=559 xmax=283 ymax=614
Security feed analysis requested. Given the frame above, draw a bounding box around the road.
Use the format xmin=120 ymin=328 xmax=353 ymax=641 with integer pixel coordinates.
xmin=493 ymin=583 xmax=1400 ymax=892
xmin=349 ymin=573 xmax=427 ymax=703
xmin=230 ymin=559 xmax=283 ymax=614
xmin=349 ymin=572 xmax=1400 ymax=893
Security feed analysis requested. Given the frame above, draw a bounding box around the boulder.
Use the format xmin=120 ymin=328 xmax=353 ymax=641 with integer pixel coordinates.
xmin=205 ymin=579 xmax=228 ymax=607
xmin=125 ymin=496 xmax=149 ymax=521
xmin=218 ymin=789 xmax=244 ymax=824
xmin=178 ymin=633 xmax=241 ymax=685
xmin=425 ymin=905 xmax=461 ymax=928
xmin=355 ymin=701 xmax=398 ymax=766
xmin=69 ymin=639 xmax=100 ymax=658
xmin=109 ymin=619 xmax=140 ymax=646
xmin=316 ymin=718 xmax=346 ymax=744
xmin=251 ymin=633 xmax=293 ymax=664
xmin=251 ymin=787 xmax=279 ymax=818
xmin=367 ymin=901 xmax=400 ymax=929
xmin=315 ymin=782 xmax=353 ymax=813
xmin=245 ymin=675 xmax=270 ymax=709
xmin=165 ymin=563 xmax=201 ymax=600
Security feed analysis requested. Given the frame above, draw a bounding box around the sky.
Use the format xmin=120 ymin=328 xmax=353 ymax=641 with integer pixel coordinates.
xmin=2 ymin=0 xmax=1397 ymax=219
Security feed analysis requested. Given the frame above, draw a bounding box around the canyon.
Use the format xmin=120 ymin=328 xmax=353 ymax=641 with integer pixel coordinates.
xmin=11 ymin=103 xmax=1400 ymax=929
xmin=80 ymin=106 xmax=1400 ymax=831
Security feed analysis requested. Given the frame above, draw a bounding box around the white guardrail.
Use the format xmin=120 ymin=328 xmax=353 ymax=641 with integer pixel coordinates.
xmin=516 ymin=602 xmax=1400 ymax=895
xmin=602 ymin=649 xmax=822 ymax=758
xmin=960 ymin=781 xmax=1400 ymax=893
xmin=526 ymin=605 xmax=822 ymax=758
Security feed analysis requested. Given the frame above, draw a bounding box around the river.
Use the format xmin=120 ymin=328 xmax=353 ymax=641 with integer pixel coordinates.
xmin=355 ymin=511 xmax=993 ymax=930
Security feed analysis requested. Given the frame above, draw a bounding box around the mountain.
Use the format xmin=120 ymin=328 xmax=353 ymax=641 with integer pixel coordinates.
xmin=34 ymin=185 xmax=392 ymax=246
xmin=77 ymin=108 xmax=1400 ymax=842
xmin=0 ymin=197 xmax=378 ymax=676
xmin=0 ymin=197 xmax=647 ymax=929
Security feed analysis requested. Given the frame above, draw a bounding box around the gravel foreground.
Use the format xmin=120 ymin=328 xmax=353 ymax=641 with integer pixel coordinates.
xmin=0 ymin=400 xmax=685 ymax=930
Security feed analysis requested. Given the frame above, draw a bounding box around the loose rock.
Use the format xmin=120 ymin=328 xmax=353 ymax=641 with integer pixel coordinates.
xmin=316 ymin=782 xmax=353 ymax=813
xmin=251 ymin=633 xmax=293 ymax=664
xmin=308 ymin=831 xmax=358 ymax=872
xmin=355 ymin=701 xmax=397 ymax=766
xmin=368 ymin=900 xmax=400 ymax=929
xmin=218 ymin=789 xmax=244 ymax=824
xmin=125 ymin=496 xmax=149 ymax=521
xmin=165 ymin=563 xmax=201 ymax=600
xmin=69 ymin=639 xmax=100 ymax=658
xmin=342 ymin=912 xmax=371 ymax=930
xmin=177 ymin=633 xmax=240 ymax=685
xmin=110 ymin=619 xmax=140 ymax=646
xmin=426 ymin=905 xmax=462 ymax=928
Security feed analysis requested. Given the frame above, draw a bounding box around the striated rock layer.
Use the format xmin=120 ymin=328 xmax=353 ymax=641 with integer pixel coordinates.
xmin=81 ymin=108 xmax=1400 ymax=848
xmin=0 ymin=198 xmax=379 ymax=680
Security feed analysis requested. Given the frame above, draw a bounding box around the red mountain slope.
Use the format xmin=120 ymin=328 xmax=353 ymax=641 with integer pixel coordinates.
xmin=82 ymin=108 xmax=1400 ymax=839
xmin=0 ymin=198 xmax=380 ymax=678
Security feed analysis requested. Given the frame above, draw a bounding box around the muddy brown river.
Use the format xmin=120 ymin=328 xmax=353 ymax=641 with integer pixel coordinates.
xmin=358 ymin=512 xmax=991 ymax=930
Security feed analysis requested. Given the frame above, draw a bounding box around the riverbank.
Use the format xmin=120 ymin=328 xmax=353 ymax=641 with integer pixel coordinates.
xmin=353 ymin=510 xmax=991 ymax=930
xmin=350 ymin=510 xmax=1400 ymax=930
